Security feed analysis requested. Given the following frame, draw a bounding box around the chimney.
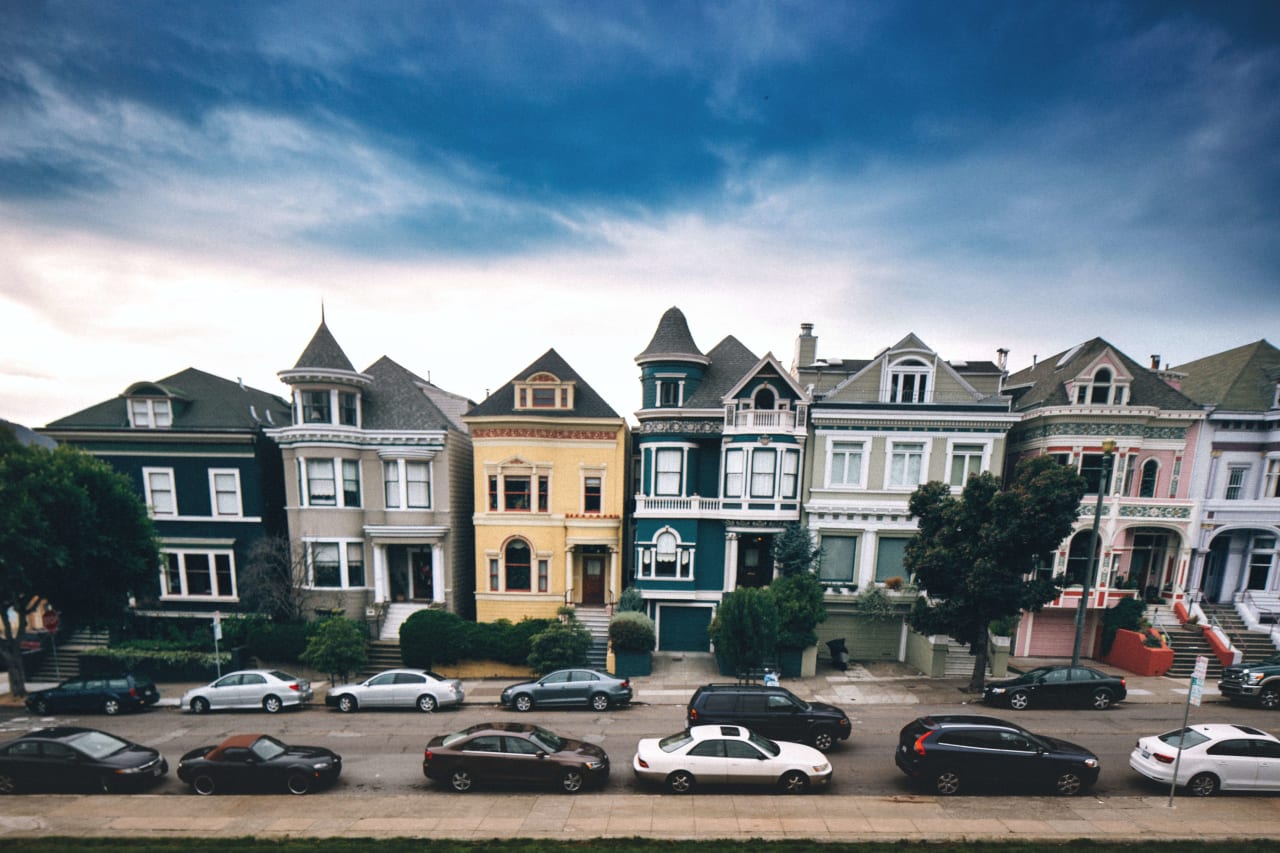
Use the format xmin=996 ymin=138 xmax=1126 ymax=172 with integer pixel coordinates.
xmin=792 ymin=323 xmax=817 ymax=376
xmin=996 ymin=348 xmax=1009 ymax=372
xmin=1150 ymin=355 xmax=1161 ymax=370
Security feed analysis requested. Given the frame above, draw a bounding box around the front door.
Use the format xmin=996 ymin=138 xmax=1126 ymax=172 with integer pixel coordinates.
xmin=409 ymin=547 xmax=433 ymax=601
xmin=736 ymin=534 xmax=773 ymax=588
xmin=581 ymin=556 xmax=605 ymax=605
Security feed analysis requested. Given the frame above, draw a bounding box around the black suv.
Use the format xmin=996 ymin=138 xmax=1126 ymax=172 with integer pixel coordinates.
xmin=25 ymin=675 xmax=160 ymax=716
xmin=1219 ymin=653 xmax=1280 ymax=708
xmin=895 ymin=714 xmax=1099 ymax=796
xmin=685 ymin=684 xmax=851 ymax=751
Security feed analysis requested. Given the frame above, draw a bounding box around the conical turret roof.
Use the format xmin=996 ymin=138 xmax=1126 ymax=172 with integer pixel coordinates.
xmin=636 ymin=306 xmax=708 ymax=365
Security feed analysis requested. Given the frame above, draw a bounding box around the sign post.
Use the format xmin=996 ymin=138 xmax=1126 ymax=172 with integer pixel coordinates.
xmin=1168 ymin=654 xmax=1208 ymax=808
xmin=212 ymin=611 xmax=223 ymax=678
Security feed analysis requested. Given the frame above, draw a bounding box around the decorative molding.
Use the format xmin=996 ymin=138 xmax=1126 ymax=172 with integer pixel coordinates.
xmin=636 ymin=419 xmax=722 ymax=435
xmin=1119 ymin=505 xmax=1192 ymax=519
xmin=471 ymin=427 xmax=617 ymax=441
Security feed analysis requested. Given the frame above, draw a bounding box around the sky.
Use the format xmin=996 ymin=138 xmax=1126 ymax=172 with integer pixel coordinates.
xmin=3 ymin=1 xmax=1279 ymax=428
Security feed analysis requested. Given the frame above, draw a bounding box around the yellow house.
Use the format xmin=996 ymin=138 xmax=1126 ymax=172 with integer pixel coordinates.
xmin=463 ymin=349 xmax=629 ymax=626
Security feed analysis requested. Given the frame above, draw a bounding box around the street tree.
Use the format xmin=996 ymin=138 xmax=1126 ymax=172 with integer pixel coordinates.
xmin=905 ymin=455 xmax=1086 ymax=690
xmin=0 ymin=429 xmax=159 ymax=696
xmin=239 ymin=534 xmax=307 ymax=622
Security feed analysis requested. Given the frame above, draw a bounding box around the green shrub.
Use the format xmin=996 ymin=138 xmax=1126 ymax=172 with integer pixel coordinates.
xmin=79 ymin=647 xmax=231 ymax=680
xmin=709 ymin=587 xmax=779 ymax=674
xmin=769 ymin=571 xmax=826 ymax=648
xmin=300 ymin=617 xmax=368 ymax=683
xmin=609 ymin=611 xmax=656 ymax=654
xmin=401 ymin=610 xmax=556 ymax=668
xmin=616 ymin=587 xmax=645 ymax=613
xmin=527 ymin=617 xmax=593 ymax=674
xmin=1102 ymin=598 xmax=1148 ymax=654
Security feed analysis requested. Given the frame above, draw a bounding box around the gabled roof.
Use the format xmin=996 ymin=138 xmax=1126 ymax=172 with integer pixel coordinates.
xmin=1005 ymin=338 xmax=1200 ymax=412
xmin=44 ymin=368 xmax=291 ymax=431
xmin=1173 ymin=340 xmax=1280 ymax=412
xmin=466 ymin=348 xmax=620 ymax=420
xmin=721 ymin=352 xmax=808 ymax=402
xmin=685 ymin=336 xmax=760 ymax=407
xmin=361 ymin=356 xmax=473 ymax=432
xmin=636 ymin=306 xmax=709 ymax=365
xmin=889 ymin=332 xmax=931 ymax=353
xmin=293 ymin=320 xmax=356 ymax=372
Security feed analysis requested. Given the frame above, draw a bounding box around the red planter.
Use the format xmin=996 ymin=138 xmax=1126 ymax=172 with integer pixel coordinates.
xmin=1104 ymin=628 xmax=1174 ymax=677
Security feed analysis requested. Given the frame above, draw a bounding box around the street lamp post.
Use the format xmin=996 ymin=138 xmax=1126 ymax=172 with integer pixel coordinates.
xmin=1072 ymin=440 xmax=1116 ymax=668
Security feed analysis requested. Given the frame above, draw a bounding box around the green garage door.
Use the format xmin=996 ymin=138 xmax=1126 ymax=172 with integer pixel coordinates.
xmin=658 ymin=605 xmax=712 ymax=652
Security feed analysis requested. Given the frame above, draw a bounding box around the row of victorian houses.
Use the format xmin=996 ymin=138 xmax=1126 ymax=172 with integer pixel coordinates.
xmin=33 ymin=307 xmax=1280 ymax=665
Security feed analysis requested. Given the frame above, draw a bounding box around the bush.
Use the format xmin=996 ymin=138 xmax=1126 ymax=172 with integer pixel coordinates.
xmin=400 ymin=610 xmax=556 ymax=669
xmin=1102 ymin=598 xmax=1148 ymax=655
xmin=770 ymin=571 xmax=826 ymax=648
xmin=709 ymin=587 xmax=779 ymax=674
xmin=609 ymin=611 xmax=656 ymax=654
xmin=300 ymin=617 xmax=368 ymax=683
xmin=617 ymin=587 xmax=645 ymax=613
xmin=527 ymin=616 xmax=593 ymax=674
xmin=79 ymin=647 xmax=230 ymax=680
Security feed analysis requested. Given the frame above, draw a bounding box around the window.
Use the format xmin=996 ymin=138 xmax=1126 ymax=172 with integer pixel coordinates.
xmin=305 ymin=459 xmax=337 ymax=506
xmin=750 ymin=449 xmax=776 ymax=497
xmin=948 ymin=443 xmax=985 ymax=487
xmin=1226 ymin=465 xmax=1249 ymax=500
xmin=538 ymin=559 xmax=549 ymax=593
xmin=780 ymin=449 xmax=799 ymax=498
xmin=639 ymin=528 xmax=693 ymax=580
xmin=723 ymin=449 xmax=744 ymax=497
xmin=505 ymin=540 xmax=531 ymax=591
xmin=874 ymin=538 xmax=908 ymax=583
xmin=583 ymin=476 xmax=602 ymax=513
xmin=302 ymin=390 xmax=331 ymax=424
xmin=405 ymin=462 xmax=430 ymax=508
xmin=828 ymin=441 xmax=864 ymax=488
xmin=1265 ymin=459 xmax=1280 ymax=499
xmin=209 ymin=470 xmax=242 ymax=517
xmin=655 ymin=449 xmax=684 ymax=496
xmin=888 ymin=442 xmax=925 ymax=488
xmin=658 ymin=379 xmax=682 ymax=407
xmin=346 ymin=542 xmax=365 ymax=587
xmin=819 ymin=536 xmax=856 ymax=583
xmin=338 ymin=392 xmax=358 ymax=426
xmin=1169 ymin=457 xmax=1182 ymax=498
xmin=531 ymin=387 xmax=556 ymax=407
xmin=1074 ymin=367 xmax=1127 ymax=406
xmin=1081 ymin=453 xmax=1112 ymax=495
xmin=887 ymin=359 xmax=930 ymax=403
xmin=514 ymin=373 xmax=574 ymax=410
xmin=488 ymin=475 xmax=498 ymax=511
xmin=655 ymin=531 xmax=677 ymax=576
xmin=129 ymin=398 xmax=172 ymax=428
xmin=161 ymin=550 xmax=235 ymax=599
xmin=143 ymin=468 xmax=176 ymax=517
xmin=307 ymin=541 xmax=367 ymax=589
xmin=489 ymin=558 xmax=499 ymax=591
xmin=538 ymin=476 xmax=548 ymax=512
xmin=1090 ymin=368 xmax=1112 ymax=404
xmin=504 ymin=476 xmax=531 ymax=511
xmin=1138 ymin=459 xmax=1159 ymax=498
xmin=384 ymin=461 xmax=401 ymax=507
xmin=342 ymin=460 xmax=361 ymax=507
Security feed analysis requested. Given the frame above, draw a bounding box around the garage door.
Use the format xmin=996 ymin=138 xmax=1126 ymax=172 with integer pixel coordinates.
xmin=1024 ymin=611 xmax=1079 ymax=657
xmin=658 ymin=605 xmax=712 ymax=652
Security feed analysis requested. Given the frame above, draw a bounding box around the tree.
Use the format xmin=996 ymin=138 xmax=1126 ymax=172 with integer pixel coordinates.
xmin=905 ymin=455 xmax=1086 ymax=690
xmin=771 ymin=522 xmax=822 ymax=577
xmin=300 ymin=616 xmax=368 ymax=684
xmin=0 ymin=430 xmax=159 ymax=696
xmin=768 ymin=523 xmax=826 ymax=648
xmin=708 ymin=587 xmax=779 ymax=675
xmin=239 ymin=534 xmax=307 ymax=622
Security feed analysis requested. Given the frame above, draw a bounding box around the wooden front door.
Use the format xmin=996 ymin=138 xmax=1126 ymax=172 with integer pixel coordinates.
xmin=409 ymin=547 xmax=433 ymax=601
xmin=581 ymin=555 xmax=606 ymax=605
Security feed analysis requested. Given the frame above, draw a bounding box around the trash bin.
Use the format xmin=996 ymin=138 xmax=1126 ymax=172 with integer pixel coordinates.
xmin=826 ymin=638 xmax=849 ymax=671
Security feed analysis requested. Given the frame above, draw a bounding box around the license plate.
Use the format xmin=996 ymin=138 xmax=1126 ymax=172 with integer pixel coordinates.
xmin=1141 ymin=750 xmax=1150 ymax=759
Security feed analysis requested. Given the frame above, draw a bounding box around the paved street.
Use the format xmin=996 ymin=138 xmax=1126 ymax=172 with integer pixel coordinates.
xmin=2 ymin=654 xmax=1280 ymax=841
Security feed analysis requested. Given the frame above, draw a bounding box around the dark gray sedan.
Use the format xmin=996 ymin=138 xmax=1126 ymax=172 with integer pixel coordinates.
xmin=500 ymin=669 xmax=632 ymax=712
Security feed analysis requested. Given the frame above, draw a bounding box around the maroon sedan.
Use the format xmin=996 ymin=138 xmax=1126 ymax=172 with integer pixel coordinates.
xmin=423 ymin=722 xmax=609 ymax=793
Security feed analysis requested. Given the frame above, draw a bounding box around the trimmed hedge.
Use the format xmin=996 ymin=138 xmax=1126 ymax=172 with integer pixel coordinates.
xmin=400 ymin=611 xmax=554 ymax=669
xmin=79 ymin=647 xmax=233 ymax=681
xmin=609 ymin=611 xmax=656 ymax=654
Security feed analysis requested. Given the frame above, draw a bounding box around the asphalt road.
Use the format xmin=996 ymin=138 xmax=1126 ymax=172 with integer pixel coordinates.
xmin=4 ymin=691 xmax=1275 ymax=799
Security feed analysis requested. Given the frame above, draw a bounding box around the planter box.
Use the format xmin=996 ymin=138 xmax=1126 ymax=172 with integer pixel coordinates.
xmin=613 ymin=651 xmax=652 ymax=678
xmin=1104 ymin=628 xmax=1173 ymax=677
xmin=779 ymin=645 xmax=818 ymax=678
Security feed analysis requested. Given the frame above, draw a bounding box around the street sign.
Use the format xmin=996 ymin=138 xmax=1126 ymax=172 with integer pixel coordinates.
xmin=41 ymin=610 xmax=59 ymax=632
xmin=1189 ymin=681 xmax=1203 ymax=707
xmin=1193 ymin=655 xmax=1209 ymax=681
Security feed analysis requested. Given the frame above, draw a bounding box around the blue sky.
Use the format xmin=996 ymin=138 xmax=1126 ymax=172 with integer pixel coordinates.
xmin=3 ymin=1 xmax=1278 ymax=425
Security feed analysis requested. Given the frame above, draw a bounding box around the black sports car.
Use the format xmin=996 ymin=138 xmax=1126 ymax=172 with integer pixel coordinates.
xmin=177 ymin=734 xmax=342 ymax=795
xmin=0 ymin=727 xmax=167 ymax=794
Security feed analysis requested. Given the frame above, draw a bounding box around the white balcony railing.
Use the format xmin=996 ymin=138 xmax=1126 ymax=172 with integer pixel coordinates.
xmin=723 ymin=405 xmax=808 ymax=432
xmin=634 ymin=495 xmax=722 ymax=514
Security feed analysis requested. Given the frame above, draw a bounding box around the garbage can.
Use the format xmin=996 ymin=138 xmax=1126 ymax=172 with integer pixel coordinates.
xmin=826 ymin=638 xmax=849 ymax=671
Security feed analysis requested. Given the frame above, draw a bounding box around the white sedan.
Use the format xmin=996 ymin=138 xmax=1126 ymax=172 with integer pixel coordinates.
xmin=324 ymin=668 xmax=464 ymax=713
xmin=1129 ymin=723 xmax=1280 ymax=796
xmin=181 ymin=669 xmax=312 ymax=714
xmin=633 ymin=724 xmax=832 ymax=794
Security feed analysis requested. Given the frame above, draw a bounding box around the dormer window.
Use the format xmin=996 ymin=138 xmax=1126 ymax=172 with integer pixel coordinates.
xmin=298 ymin=388 xmax=361 ymax=426
xmin=886 ymin=358 xmax=931 ymax=403
xmin=1073 ymin=367 xmax=1128 ymax=406
xmin=515 ymin=372 xmax=574 ymax=410
xmin=128 ymin=398 xmax=172 ymax=429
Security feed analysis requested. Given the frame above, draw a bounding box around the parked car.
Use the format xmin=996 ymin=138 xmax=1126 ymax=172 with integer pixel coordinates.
xmin=983 ymin=665 xmax=1127 ymax=711
xmin=1129 ymin=723 xmax=1280 ymax=796
xmin=176 ymin=734 xmax=342 ymax=795
xmin=633 ymin=724 xmax=832 ymax=794
xmin=685 ymin=683 xmax=851 ymax=751
xmin=325 ymin=668 xmax=464 ymax=713
xmin=422 ymin=722 xmax=609 ymax=793
xmin=895 ymin=714 xmax=1100 ymax=796
xmin=181 ymin=669 xmax=312 ymax=714
xmin=0 ymin=727 xmax=167 ymax=794
xmin=26 ymin=675 xmax=160 ymax=717
xmin=500 ymin=668 xmax=632 ymax=712
xmin=1218 ymin=654 xmax=1280 ymax=708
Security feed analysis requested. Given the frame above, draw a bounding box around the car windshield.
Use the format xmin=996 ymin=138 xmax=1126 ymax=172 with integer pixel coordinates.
xmin=251 ymin=737 xmax=287 ymax=761
xmin=747 ymin=730 xmax=780 ymax=757
xmin=1158 ymin=728 xmax=1211 ymax=750
xmin=659 ymin=731 xmax=694 ymax=753
xmin=441 ymin=731 xmax=471 ymax=748
xmin=780 ymin=688 xmax=811 ymax=711
xmin=66 ymin=730 xmax=129 ymax=760
xmin=529 ymin=727 xmax=563 ymax=753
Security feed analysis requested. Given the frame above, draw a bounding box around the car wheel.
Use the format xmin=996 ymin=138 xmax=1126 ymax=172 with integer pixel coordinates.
xmin=262 ymin=695 xmax=283 ymax=714
xmin=1090 ymin=689 xmax=1114 ymax=711
xmin=103 ymin=697 xmax=121 ymax=716
xmin=589 ymin=692 xmax=611 ymax=712
xmin=31 ymin=699 xmax=49 ymax=716
xmin=933 ymin=769 xmax=961 ymax=796
xmin=513 ymin=693 xmax=534 ymax=712
xmin=193 ymin=774 xmax=217 ymax=796
xmin=337 ymin=695 xmax=358 ymax=713
xmin=667 ymin=770 xmax=695 ymax=794
xmin=287 ymin=774 xmax=312 ymax=795
xmin=779 ymin=770 xmax=809 ymax=794
xmin=417 ymin=694 xmax=437 ymax=713
xmin=449 ymin=770 xmax=474 ymax=793
xmin=1008 ymin=690 xmax=1030 ymax=711
xmin=810 ymin=728 xmax=836 ymax=752
xmin=1260 ymin=687 xmax=1280 ymax=710
xmin=191 ymin=697 xmax=210 ymax=714
xmin=0 ymin=773 xmax=17 ymax=794
xmin=1187 ymin=772 xmax=1219 ymax=797
xmin=1054 ymin=771 xmax=1085 ymax=796
xmin=560 ymin=770 xmax=585 ymax=793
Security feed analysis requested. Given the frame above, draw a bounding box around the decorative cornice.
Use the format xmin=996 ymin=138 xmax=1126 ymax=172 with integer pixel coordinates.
xmin=470 ymin=427 xmax=619 ymax=441
xmin=1119 ymin=505 xmax=1192 ymax=519
xmin=267 ymin=427 xmax=448 ymax=447
xmin=636 ymin=419 xmax=722 ymax=435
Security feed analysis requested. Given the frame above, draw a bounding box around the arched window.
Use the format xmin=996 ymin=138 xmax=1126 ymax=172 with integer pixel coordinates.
xmin=1139 ymin=459 xmax=1159 ymax=498
xmin=887 ymin=358 xmax=931 ymax=403
xmin=1065 ymin=532 xmax=1100 ymax=586
xmin=505 ymin=539 xmax=531 ymax=591
xmin=1090 ymin=368 xmax=1113 ymax=404
xmin=753 ymin=387 xmax=776 ymax=410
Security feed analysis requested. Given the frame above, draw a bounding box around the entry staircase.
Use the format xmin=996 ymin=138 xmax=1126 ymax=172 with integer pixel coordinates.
xmin=574 ymin=605 xmax=610 ymax=670
xmin=1150 ymin=605 xmax=1223 ymax=680
xmin=1202 ymin=603 xmax=1280 ymax=662
xmin=27 ymin=628 xmax=110 ymax=683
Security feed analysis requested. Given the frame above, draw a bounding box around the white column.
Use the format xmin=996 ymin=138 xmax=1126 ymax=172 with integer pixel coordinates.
xmin=723 ymin=532 xmax=738 ymax=593
xmin=857 ymin=533 xmax=876 ymax=589
xmin=564 ymin=547 xmax=575 ymax=605
xmin=431 ymin=542 xmax=445 ymax=604
xmin=608 ymin=547 xmax=619 ymax=608
xmin=372 ymin=544 xmax=387 ymax=603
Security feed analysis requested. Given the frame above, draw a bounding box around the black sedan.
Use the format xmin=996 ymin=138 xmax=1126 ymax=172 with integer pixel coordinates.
xmin=983 ymin=665 xmax=1127 ymax=711
xmin=177 ymin=734 xmax=342 ymax=795
xmin=0 ymin=727 xmax=167 ymax=794
xmin=500 ymin=668 xmax=632 ymax=712
xmin=26 ymin=675 xmax=160 ymax=716
xmin=423 ymin=722 xmax=609 ymax=793
xmin=895 ymin=714 xmax=1100 ymax=796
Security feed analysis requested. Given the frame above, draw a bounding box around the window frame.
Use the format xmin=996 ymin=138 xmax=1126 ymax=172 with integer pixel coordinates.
xmin=1138 ymin=458 xmax=1159 ymax=499
xmin=654 ymin=448 xmax=685 ymax=497
xmin=300 ymin=457 xmax=362 ymax=508
xmin=143 ymin=467 xmax=178 ymax=517
xmin=723 ymin=448 xmax=744 ymax=498
xmin=885 ymin=358 xmax=932 ymax=404
xmin=583 ymin=475 xmax=603 ymax=514
xmin=749 ymin=448 xmax=777 ymax=498
xmin=637 ymin=527 xmax=694 ymax=580
xmin=818 ymin=535 xmax=857 ymax=584
xmin=160 ymin=548 xmax=237 ymax=600
xmin=208 ymin=469 xmax=243 ymax=518
xmin=128 ymin=398 xmax=172 ymax=429
xmin=826 ymin=439 xmax=866 ymax=489
xmin=1264 ymin=457 xmax=1280 ymax=499
xmin=305 ymin=539 xmax=368 ymax=589
xmin=886 ymin=440 xmax=927 ymax=490
xmin=947 ymin=441 xmax=987 ymax=488
xmin=1226 ymin=465 xmax=1250 ymax=500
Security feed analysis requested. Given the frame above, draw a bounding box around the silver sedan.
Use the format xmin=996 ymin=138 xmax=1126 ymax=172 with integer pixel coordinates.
xmin=325 ymin=668 xmax=464 ymax=713
xmin=181 ymin=670 xmax=312 ymax=714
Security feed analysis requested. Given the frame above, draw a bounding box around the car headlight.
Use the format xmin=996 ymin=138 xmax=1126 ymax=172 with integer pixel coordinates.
xmin=313 ymin=761 xmax=331 ymax=770
xmin=584 ymin=760 xmax=603 ymax=770
xmin=988 ymin=687 xmax=1005 ymax=694
xmin=1083 ymin=758 xmax=1099 ymax=768
xmin=1247 ymin=673 xmax=1265 ymax=684
xmin=813 ymin=763 xmax=830 ymax=773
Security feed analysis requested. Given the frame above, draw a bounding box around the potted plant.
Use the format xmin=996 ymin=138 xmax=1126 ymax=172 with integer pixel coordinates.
xmin=608 ymin=611 xmax=656 ymax=677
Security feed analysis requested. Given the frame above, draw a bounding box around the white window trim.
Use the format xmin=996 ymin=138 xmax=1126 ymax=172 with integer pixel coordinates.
xmin=298 ymin=457 xmax=362 ymax=508
xmin=945 ymin=439 xmax=990 ymax=489
xmin=1072 ymin=367 xmax=1130 ymax=406
xmin=722 ymin=447 xmax=745 ymax=498
xmin=296 ymin=387 xmax=361 ymax=427
xmin=655 ymin=374 xmax=685 ymax=408
xmin=580 ymin=466 xmax=606 ymax=514
xmin=1264 ymin=457 xmax=1280 ymax=500
xmin=143 ymin=467 xmax=178 ymax=517
xmin=128 ymin=398 xmax=172 ymax=429
xmin=825 ymin=438 xmax=868 ymax=490
xmin=208 ymin=469 xmax=243 ymax=518
xmin=636 ymin=526 xmax=694 ymax=580
xmin=304 ymin=538 xmax=368 ymax=589
xmin=653 ymin=447 xmax=687 ymax=497
xmin=884 ymin=439 xmax=930 ymax=490
xmin=384 ymin=458 xmax=433 ymax=510
xmin=882 ymin=358 xmax=934 ymax=404
xmin=159 ymin=548 xmax=238 ymax=601
xmin=1225 ymin=464 xmax=1251 ymax=501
